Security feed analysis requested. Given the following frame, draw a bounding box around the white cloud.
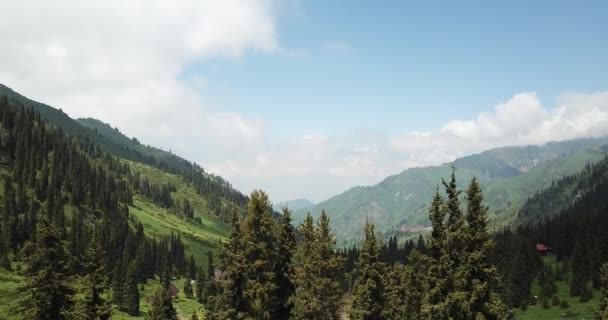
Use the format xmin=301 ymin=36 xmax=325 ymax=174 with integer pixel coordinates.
xmin=0 ymin=0 xmax=277 ymax=154
xmin=208 ymin=91 xmax=608 ymax=203
xmin=390 ymin=91 xmax=608 ymax=164
xmin=1 ymin=2 xmax=607 ymax=204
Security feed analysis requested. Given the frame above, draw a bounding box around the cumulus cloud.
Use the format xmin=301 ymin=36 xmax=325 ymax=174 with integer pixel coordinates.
xmin=1 ymin=1 xmax=607 ymax=204
xmin=390 ymin=92 xmax=608 ymax=164
xmin=209 ymin=91 xmax=608 ymax=203
xmin=0 ymin=0 xmax=277 ymax=154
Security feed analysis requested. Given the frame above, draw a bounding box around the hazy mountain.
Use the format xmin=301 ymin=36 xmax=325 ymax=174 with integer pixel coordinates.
xmin=273 ymin=199 xmax=316 ymax=213
xmin=297 ymin=138 xmax=608 ymax=246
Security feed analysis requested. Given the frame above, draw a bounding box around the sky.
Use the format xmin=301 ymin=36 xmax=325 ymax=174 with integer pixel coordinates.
xmin=1 ymin=0 xmax=608 ymax=203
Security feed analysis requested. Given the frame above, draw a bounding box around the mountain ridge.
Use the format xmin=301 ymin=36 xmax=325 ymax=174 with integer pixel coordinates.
xmin=297 ymin=137 xmax=608 ymax=246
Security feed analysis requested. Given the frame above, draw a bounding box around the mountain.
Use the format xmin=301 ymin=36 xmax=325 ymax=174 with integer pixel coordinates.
xmin=77 ymin=117 xmax=196 ymax=173
xmin=0 ymin=83 xmax=247 ymax=213
xmin=298 ymin=138 xmax=608 ymax=246
xmin=273 ymin=198 xmax=315 ymax=213
xmin=0 ymin=85 xmax=242 ymax=318
xmin=516 ymin=152 xmax=608 ymax=225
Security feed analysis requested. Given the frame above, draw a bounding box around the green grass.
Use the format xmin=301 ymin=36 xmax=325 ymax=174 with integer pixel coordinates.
xmin=125 ymin=159 xmax=233 ymax=267
xmin=129 ymin=196 xmax=229 ymax=268
xmin=514 ymin=257 xmax=600 ymax=319
xmin=111 ymin=278 xmax=206 ymax=320
xmin=0 ymin=267 xmax=22 ymax=320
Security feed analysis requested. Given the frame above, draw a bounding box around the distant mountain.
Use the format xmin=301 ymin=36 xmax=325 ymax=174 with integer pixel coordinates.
xmin=516 ymin=151 xmax=608 ymax=225
xmin=273 ymin=199 xmax=316 ymax=213
xmin=297 ymin=138 xmax=608 ymax=246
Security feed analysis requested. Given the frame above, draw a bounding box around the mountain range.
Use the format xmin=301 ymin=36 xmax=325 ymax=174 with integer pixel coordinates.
xmin=296 ymin=137 xmax=608 ymax=246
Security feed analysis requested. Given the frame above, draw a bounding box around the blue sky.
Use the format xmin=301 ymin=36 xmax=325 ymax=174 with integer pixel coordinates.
xmin=187 ymin=0 xmax=608 ymax=140
xmin=3 ymin=0 xmax=608 ymax=202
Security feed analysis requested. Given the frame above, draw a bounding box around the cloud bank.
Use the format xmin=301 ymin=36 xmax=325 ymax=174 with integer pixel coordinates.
xmin=0 ymin=0 xmax=275 ymax=150
xmin=210 ymin=91 xmax=608 ymax=202
xmin=1 ymin=1 xmax=608 ymax=203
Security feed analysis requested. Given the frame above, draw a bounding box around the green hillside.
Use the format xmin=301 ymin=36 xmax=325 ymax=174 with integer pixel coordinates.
xmin=0 ymin=87 xmax=239 ymax=319
xmin=77 ymin=117 xmax=196 ymax=173
xmin=300 ymin=138 xmax=608 ymax=246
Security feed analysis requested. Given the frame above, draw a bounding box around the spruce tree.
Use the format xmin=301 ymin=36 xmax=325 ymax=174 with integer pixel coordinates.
xmin=402 ymin=251 xmax=429 ymax=319
xmin=570 ymin=231 xmax=592 ymax=297
xmin=207 ymin=210 xmax=247 ymax=319
xmin=76 ymin=233 xmax=112 ymax=320
xmin=240 ymin=190 xmax=279 ymax=319
xmin=422 ymin=187 xmax=450 ymax=319
xmin=146 ymin=287 xmax=178 ymax=320
xmin=123 ymin=261 xmax=141 ymax=316
xmin=184 ymin=278 xmax=194 ymax=299
xmin=463 ymin=177 xmax=510 ymax=319
xmin=292 ymin=212 xmax=344 ymax=320
xmin=18 ymin=220 xmax=74 ymax=320
xmin=350 ymin=222 xmax=386 ymax=320
xmin=195 ymin=267 xmax=205 ymax=302
xmin=272 ymin=208 xmax=296 ymax=319
xmin=596 ymin=263 xmax=608 ymax=320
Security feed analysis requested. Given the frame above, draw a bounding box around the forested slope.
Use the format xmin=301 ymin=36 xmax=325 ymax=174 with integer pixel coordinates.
xmin=0 ymin=90 xmax=238 ymax=318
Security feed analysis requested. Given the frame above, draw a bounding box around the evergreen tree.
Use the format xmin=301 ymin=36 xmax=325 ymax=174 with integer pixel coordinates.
xmin=18 ymin=220 xmax=74 ymax=320
xmin=123 ymin=262 xmax=140 ymax=316
xmin=402 ymin=251 xmax=429 ymax=319
xmin=292 ymin=212 xmax=344 ymax=320
xmin=596 ymin=263 xmax=608 ymax=320
xmin=207 ymin=211 xmax=247 ymax=319
xmin=187 ymin=254 xmax=196 ymax=279
xmin=195 ymin=267 xmax=205 ymax=302
xmin=75 ymin=233 xmax=112 ymax=320
xmin=272 ymin=208 xmax=296 ymax=320
xmin=570 ymin=230 xmax=592 ymax=297
xmin=422 ymin=187 xmax=450 ymax=319
xmin=184 ymin=278 xmax=194 ymax=299
xmin=146 ymin=287 xmax=178 ymax=320
xmin=462 ymin=177 xmax=510 ymax=319
xmin=240 ymin=190 xmax=279 ymax=319
xmin=350 ymin=222 xmax=386 ymax=320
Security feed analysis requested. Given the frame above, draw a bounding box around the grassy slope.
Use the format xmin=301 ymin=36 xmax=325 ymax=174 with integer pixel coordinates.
xmin=111 ymin=279 xmax=205 ymax=320
xmin=0 ymin=160 xmax=231 ymax=319
xmin=515 ymin=256 xmax=600 ymax=320
xmin=126 ymin=160 xmax=232 ymax=267
xmin=0 ymin=266 xmax=206 ymax=320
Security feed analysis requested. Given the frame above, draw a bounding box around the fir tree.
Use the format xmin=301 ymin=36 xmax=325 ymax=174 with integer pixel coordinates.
xmin=146 ymin=287 xmax=178 ymax=320
xmin=462 ymin=177 xmax=510 ymax=319
xmin=570 ymin=230 xmax=592 ymax=297
xmin=18 ymin=220 xmax=74 ymax=320
xmin=402 ymin=251 xmax=429 ymax=319
xmin=240 ymin=190 xmax=279 ymax=319
xmin=123 ymin=261 xmax=140 ymax=316
xmin=272 ymin=208 xmax=296 ymax=320
xmin=596 ymin=263 xmax=608 ymax=320
xmin=292 ymin=212 xmax=344 ymax=320
xmin=350 ymin=222 xmax=386 ymax=320
xmin=76 ymin=233 xmax=112 ymax=320
xmin=207 ymin=211 xmax=247 ymax=319
xmin=184 ymin=278 xmax=194 ymax=299
xmin=195 ymin=267 xmax=205 ymax=302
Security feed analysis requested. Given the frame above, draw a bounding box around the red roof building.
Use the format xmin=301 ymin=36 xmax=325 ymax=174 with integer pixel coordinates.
xmin=536 ymin=243 xmax=551 ymax=255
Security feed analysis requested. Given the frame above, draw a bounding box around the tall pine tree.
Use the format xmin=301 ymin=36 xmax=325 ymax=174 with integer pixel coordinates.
xmin=18 ymin=220 xmax=74 ymax=320
xmin=350 ymin=222 xmax=386 ymax=320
